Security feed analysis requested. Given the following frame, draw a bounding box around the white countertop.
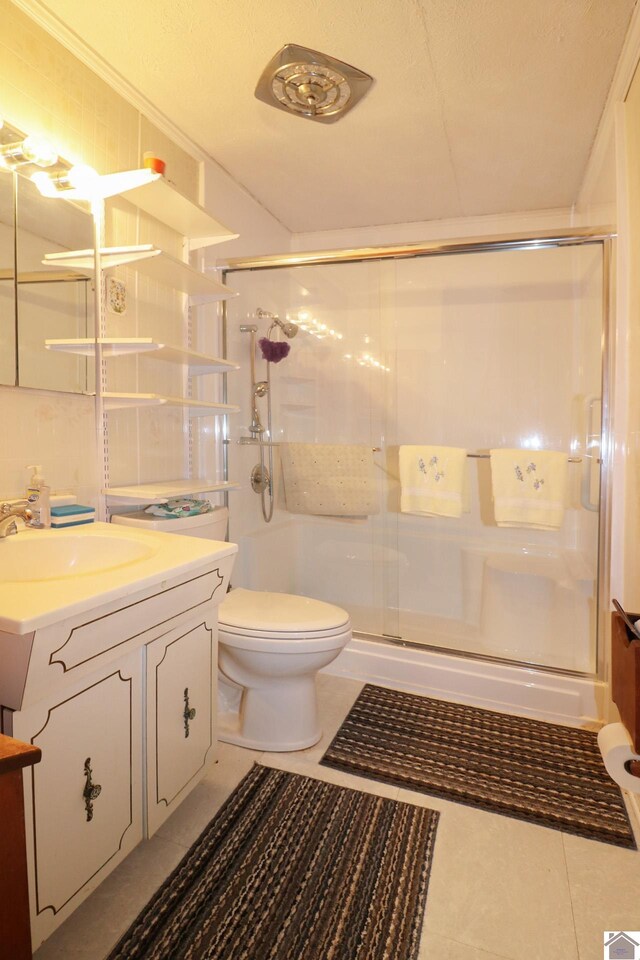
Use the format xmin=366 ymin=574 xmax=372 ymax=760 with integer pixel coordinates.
xmin=0 ymin=521 xmax=237 ymax=635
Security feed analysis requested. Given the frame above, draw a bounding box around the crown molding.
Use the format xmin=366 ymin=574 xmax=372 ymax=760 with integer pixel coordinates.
xmin=11 ymin=0 xmax=210 ymax=163
xmin=578 ymin=1 xmax=640 ymax=209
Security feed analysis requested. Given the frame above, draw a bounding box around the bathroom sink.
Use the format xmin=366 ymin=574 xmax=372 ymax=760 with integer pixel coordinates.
xmin=0 ymin=521 xmax=238 ymax=635
xmin=0 ymin=533 xmax=155 ymax=582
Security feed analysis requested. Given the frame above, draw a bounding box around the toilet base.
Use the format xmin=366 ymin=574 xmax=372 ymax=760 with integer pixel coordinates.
xmin=217 ymin=722 xmax=321 ymax=752
xmin=217 ymin=673 xmax=322 ymax=752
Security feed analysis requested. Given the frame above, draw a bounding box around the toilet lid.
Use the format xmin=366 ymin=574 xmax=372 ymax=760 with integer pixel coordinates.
xmin=219 ymin=588 xmax=350 ymax=633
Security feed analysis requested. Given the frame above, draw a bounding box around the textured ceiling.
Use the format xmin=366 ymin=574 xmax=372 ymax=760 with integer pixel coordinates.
xmin=33 ymin=0 xmax=635 ymax=232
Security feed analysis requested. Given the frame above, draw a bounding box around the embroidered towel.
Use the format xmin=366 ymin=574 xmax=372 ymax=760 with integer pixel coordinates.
xmin=280 ymin=443 xmax=380 ymax=517
xmin=399 ymin=445 xmax=469 ymax=518
xmin=490 ymin=449 xmax=568 ymax=530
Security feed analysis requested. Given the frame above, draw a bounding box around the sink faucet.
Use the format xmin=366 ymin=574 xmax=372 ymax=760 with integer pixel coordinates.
xmin=0 ymin=502 xmax=34 ymax=538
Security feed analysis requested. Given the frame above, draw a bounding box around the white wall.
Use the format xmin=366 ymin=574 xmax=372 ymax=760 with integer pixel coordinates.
xmin=618 ymin=64 xmax=640 ymax=611
xmin=0 ymin=1 xmax=289 ymax=506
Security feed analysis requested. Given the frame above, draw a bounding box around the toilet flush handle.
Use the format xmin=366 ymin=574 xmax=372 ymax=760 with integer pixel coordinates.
xmin=183 ymin=688 xmax=197 ymax=738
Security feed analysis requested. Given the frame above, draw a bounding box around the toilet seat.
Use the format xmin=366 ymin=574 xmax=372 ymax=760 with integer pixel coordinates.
xmin=219 ymin=589 xmax=351 ymax=653
xmin=219 ymin=588 xmax=350 ymax=633
xmin=219 ymin=623 xmax=352 ymax=654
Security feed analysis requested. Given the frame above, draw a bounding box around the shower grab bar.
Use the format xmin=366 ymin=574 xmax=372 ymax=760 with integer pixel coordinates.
xmin=581 ymin=395 xmax=601 ymax=512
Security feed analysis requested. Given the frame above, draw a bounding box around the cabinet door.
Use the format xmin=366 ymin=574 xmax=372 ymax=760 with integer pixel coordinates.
xmin=146 ymin=619 xmax=216 ymax=836
xmin=13 ymin=652 xmax=143 ymax=947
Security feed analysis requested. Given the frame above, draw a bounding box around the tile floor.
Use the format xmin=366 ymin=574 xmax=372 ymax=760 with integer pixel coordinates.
xmin=34 ymin=675 xmax=640 ymax=960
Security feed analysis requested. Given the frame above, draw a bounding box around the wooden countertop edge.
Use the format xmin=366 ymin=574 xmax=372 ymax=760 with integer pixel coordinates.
xmin=0 ymin=734 xmax=41 ymax=773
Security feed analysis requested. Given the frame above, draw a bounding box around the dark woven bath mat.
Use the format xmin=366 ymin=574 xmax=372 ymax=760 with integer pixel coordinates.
xmin=107 ymin=764 xmax=439 ymax=960
xmin=320 ymin=684 xmax=636 ymax=849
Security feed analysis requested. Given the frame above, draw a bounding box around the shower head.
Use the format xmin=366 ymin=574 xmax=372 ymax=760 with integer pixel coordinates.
xmin=255 ymin=309 xmax=298 ymax=339
xmin=273 ymin=318 xmax=298 ymax=339
xmin=255 ymin=44 xmax=373 ymax=124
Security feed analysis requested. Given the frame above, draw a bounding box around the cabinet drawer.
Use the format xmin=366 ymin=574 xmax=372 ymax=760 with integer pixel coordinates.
xmin=49 ymin=567 xmax=227 ymax=676
xmin=13 ymin=654 xmax=143 ymax=947
xmin=146 ymin=620 xmax=216 ymax=836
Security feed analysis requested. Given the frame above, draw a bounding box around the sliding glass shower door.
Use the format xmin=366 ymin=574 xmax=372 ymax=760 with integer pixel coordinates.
xmin=382 ymin=243 xmax=603 ymax=673
xmin=225 ymin=238 xmax=605 ymax=676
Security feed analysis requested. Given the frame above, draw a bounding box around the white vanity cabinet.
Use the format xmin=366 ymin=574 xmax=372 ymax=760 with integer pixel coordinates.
xmin=12 ymin=652 xmax=144 ymax=938
xmin=146 ymin=620 xmax=216 ymax=836
xmin=0 ymin=526 xmax=236 ymax=948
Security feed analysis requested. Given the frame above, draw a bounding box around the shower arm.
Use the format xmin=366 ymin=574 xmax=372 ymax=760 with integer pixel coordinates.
xmin=256 ymin=308 xmax=299 ymax=342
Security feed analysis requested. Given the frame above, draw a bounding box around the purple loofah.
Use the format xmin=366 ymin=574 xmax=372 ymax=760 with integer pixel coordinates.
xmin=259 ymin=337 xmax=290 ymax=363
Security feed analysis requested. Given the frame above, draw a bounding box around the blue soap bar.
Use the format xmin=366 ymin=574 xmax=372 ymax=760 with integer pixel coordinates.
xmin=50 ymin=518 xmax=95 ymax=528
xmin=51 ymin=504 xmax=96 ymax=527
xmin=51 ymin=505 xmax=95 ymax=517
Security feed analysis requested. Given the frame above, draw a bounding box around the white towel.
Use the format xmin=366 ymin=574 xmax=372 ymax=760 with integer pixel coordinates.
xmin=490 ymin=449 xmax=568 ymax=530
xmin=280 ymin=443 xmax=379 ymax=517
xmin=399 ymin=445 xmax=469 ymax=518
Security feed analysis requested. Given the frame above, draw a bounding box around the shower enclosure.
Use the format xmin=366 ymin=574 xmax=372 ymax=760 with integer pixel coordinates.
xmin=223 ymin=230 xmax=611 ymax=680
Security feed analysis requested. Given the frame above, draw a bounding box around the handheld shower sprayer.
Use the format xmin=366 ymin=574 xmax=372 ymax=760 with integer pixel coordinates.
xmin=249 ymin=380 xmax=269 ymax=435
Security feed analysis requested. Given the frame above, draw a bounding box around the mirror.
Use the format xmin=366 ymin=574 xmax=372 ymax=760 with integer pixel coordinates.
xmin=16 ymin=173 xmax=95 ymax=393
xmin=0 ymin=117 xmax=97 ymax=394
xmin=0 ymin=168 xmax=16 ymax=386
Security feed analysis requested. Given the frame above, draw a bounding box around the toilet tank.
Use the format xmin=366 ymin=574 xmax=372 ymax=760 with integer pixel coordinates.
xmin=112 ymin=505 xmax=228 ymax=540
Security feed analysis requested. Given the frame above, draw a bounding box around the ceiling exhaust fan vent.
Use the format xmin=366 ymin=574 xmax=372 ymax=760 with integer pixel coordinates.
xmin=255 ymin=44 xmax=373 ymax=124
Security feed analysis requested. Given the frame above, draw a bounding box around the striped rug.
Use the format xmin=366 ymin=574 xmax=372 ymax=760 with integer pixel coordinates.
xmin=320 ymin=684 xmax=636 ymax=849
xmin=107 ymin=764 xmax=439 ymax=960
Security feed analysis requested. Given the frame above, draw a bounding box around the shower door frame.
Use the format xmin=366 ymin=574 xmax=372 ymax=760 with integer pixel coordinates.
xmin=221 ymin=226 xmax=615 ymax=682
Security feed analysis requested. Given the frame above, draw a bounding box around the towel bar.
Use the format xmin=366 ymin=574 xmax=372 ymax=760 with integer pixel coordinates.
xmin=229 ymin=439 xmax=583 ymax=461
xmin=466 ymin=452 xmax=583 ymax=463
xmin=231 ymin=438 xmax=382 ymax=452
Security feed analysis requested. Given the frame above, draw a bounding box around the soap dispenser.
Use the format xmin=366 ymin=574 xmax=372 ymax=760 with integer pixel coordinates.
xmin=26 ymin=465 xmax=51 ymax=528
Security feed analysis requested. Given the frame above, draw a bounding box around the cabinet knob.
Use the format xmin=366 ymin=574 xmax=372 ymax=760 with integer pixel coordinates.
xmin=82 ymin=757 xmax=102 ymax=822
xmin=183 ymin=687 xmax=197 ymax=738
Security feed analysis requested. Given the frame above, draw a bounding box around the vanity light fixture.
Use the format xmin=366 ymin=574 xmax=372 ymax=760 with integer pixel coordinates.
xmin=0 ymin=117 xmax=161 ymax=202
xmin=30 ymin=169 xmax=67 ymax=197
xmin=31 ymin=164 xmax=161 ymax=201
xmin=31 ymin=163 xmax=98 ymax=198
xmin=0 ymin=134 xmax=58 ymax=169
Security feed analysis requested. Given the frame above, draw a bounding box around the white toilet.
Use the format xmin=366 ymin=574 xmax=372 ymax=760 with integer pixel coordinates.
xmin=217 ymin=588 xmax=351 ymax=751
xmin=112 ymin=505 xmax=351 ymax=751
